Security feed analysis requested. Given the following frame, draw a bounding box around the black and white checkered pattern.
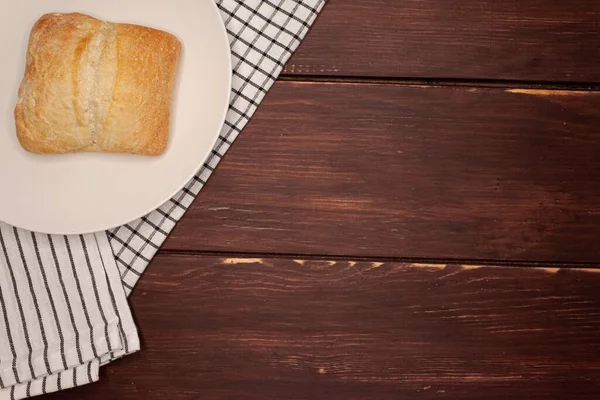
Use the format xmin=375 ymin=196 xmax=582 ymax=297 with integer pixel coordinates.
xmin=109 ymin=0 xmax=326 ymax=295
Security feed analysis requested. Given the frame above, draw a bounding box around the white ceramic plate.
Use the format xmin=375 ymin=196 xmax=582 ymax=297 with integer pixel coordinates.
xmin=0 ymin=0 xmax=231 ymax=235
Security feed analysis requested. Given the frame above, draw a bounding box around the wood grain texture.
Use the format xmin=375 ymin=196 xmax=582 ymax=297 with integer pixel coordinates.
xmin=163 ymin=81 xmax=600 ymax=263
xmin=285 ymin=0 xmax=600 ymax=82
xmin=47 ymin=255 xmax=600 ymax=400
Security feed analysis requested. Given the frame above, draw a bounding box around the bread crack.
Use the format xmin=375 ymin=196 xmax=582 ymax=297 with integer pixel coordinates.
xmin=76 ymin=22 xmax=117 ymax=147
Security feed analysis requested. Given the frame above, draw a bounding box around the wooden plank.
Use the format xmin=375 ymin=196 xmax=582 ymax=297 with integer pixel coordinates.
xmin=284 ymin=0 xmax=600 ymax=82
xmin=162 ymin=81 xmax=600 ymax=263
xmin=48 ymin=255 xmax=600 ymax=399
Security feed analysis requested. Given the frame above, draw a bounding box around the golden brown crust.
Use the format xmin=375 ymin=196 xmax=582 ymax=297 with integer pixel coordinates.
xmin=98 ymin=23 xmax=181 ymax=156
xmin=15 ymin=13 xmax=102 ymax=154
xmin=14 ymin=13 xmax=182 ymax=156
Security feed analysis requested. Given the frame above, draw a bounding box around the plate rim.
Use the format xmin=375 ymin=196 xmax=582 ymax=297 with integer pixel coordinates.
xmin=0 ymin=0 xmax=232 ymax=235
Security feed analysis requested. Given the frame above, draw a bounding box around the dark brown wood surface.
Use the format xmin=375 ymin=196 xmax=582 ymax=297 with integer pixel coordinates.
xmin=285 ymin=0 xmax=600 ymax=82
xmin=163 ymin=81 xmax=600 ymax=263
xmin=52 ymin=0 xmax=600 ymax=399
xmin=48 ymin=256 xmax=600 ymax=400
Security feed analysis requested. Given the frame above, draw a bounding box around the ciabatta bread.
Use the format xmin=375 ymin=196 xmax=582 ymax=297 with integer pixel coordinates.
xmin=15 ymin=13 xmax=182 ymax=156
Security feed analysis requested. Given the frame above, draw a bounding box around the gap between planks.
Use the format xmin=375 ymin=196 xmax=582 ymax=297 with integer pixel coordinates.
xmin=279 ymin=74 xmax=600 ymax=92
xmin=158 ymin=249 xmax=600 ymax=272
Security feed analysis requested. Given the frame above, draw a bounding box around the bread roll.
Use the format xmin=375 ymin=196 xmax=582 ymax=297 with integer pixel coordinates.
xmin=14 ymin=13 xmax=182 ymax=156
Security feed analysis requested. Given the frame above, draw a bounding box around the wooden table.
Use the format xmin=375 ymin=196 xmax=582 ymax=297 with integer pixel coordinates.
xmin=51 ymin=1 xmax=600 ymax=399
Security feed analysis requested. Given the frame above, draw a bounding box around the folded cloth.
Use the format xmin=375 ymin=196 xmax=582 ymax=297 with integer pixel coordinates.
xmin=0 ymin=0 xmax=325 ymax=398
xmin=0 ymin=228 xmax=139 ymax=400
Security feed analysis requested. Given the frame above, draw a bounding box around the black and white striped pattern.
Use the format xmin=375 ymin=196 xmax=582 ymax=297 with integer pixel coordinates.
xmin=3 ymin=362 xmax=98 ymax=400
xmin=0 ymin=228 xmax=139 ymax=400
xmin=0 ymin=1 xmax=324 ymax=398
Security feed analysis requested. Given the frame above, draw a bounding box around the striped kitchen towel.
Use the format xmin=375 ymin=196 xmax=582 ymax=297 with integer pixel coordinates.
xmin=0 ymin=229 xmax=139 ymax=399
xmin=0 ymin=0 xmax=326 ymax=399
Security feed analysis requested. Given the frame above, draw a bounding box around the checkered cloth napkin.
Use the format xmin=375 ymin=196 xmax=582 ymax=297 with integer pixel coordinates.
xmin=0 ymin=1 xmax=325 ymax=398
